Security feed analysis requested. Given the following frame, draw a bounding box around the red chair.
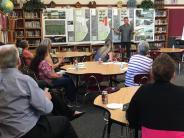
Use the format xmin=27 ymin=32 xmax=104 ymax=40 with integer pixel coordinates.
xmin=134 ymin=74 xmax=150 ymax=85
xmin=149 ymin=50 xmax=160 ymax=60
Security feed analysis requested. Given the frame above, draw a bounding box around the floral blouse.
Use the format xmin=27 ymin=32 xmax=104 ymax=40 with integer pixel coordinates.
xmin=38 ymin=60 xmax=53 ymax=84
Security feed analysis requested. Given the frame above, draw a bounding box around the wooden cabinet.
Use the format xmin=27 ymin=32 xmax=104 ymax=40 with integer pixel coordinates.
xmin=13 ymin=8 xmax=42 ymax=47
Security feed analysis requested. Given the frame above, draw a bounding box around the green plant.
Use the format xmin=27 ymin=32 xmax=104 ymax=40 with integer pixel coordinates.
xmin=139 ymin=0 xmax=154 ymax=10
xmin=23 ymin=0 xmax=45 ymax=12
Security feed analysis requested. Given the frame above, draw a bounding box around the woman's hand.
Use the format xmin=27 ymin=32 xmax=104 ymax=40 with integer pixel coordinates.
xmin=50 ymin=73 xmax=61 ymax=78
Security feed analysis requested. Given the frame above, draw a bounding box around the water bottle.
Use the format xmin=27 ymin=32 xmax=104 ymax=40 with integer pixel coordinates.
xmin=120 ymin=62 xmax=124 ymax=69
xmin=172 ymin=44 xmax=175 ymax=49
xmin=74 ymin=59 xmax=78 ymax=70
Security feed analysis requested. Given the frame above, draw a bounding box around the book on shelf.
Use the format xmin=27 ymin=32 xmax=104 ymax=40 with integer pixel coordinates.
xmin=15 ymin=30 xmax=24 ymax=37
xmin=26 ymin=30 xmax=40 ymax=37
xmin=25 ymin=21 xmax=40 ymax=28
xmin=24 ymin=12 xmax=39 ymax=19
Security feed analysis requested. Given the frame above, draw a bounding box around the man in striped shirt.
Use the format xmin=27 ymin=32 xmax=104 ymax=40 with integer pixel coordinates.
xmin=125 ymin=41 xmax=153 ymax=86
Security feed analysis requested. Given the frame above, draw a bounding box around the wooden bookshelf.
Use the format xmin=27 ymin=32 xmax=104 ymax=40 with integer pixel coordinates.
xmin=154 ymin=9 xmax=169 ymax=48
xmin=13 ymin=9 xmax=42 ymax=46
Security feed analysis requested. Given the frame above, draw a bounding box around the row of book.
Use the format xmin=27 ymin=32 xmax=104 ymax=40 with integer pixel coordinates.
xmin=25 ymin=21 xmax=40 ymax=28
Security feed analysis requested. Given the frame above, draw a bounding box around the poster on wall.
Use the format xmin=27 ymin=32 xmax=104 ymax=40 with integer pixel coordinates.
xmin=90 ymin=8 xmax=112 ymax=42
xmin=43 ymin=9 xmax=67 ymax=44
xmin=66 ymin=8 xmax=74 ymax=42
xmin=74 ymin=8 xmax=90 ymax=42
xmin=97 ymin=8 xmax=112 ymax=41
xmin=90 ymin=8 xmax=98 ymax=41
xmin=134 ymin=9 xmax=155 ymax=42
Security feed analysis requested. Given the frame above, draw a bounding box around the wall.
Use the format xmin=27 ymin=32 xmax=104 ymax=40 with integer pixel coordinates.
xmin=168 ymin=9 xmax=184 ymax=37
xmin=39 ymin=0 xmax=154 ymax=5
xmin=41 ymin=0 xmax=184 ymax=5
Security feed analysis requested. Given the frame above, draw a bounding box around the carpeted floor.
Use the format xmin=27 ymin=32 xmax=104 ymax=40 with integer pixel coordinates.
xmin=71 ymin=68 xmax=184 ymax=138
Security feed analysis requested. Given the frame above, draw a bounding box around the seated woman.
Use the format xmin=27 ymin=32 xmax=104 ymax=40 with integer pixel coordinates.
xmin=40 ymin=38 xmax=63 ymax=71
xmin=30 ymin=45 xmax=77 ymax=104
xmin=19 ymin=40 xmax=33 ymax=66
xmin=127 ymin=54 xmax=184 ymax=138
xmin=94 ymin=39 xmax=114 ymax=62
xmin=125 ymin=41 xmax=153 ymax=86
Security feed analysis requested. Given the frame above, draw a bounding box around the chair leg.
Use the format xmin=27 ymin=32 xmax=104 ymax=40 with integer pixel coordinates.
xmin=179 ymin=63 xmax=181 ymax=74
xmin=102 ymin=122 xmax=108 ymax=138
xmin=107 ymin=121 xmax=112 ymax=138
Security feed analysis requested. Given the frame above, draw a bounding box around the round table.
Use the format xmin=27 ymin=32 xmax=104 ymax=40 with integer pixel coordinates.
xmin=94 ymin=86 xmax=139 ymax=138
xmin=61 ymin=61 xmax=128 ymax=88
xmin=159 ymin=48 xmax=184 ymax=53
xmin=51 ymin=51 xmax=92 ymax=58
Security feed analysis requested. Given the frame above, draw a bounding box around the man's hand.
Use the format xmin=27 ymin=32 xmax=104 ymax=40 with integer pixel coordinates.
xmin=44 ymin=91 xmax=52 ymax=100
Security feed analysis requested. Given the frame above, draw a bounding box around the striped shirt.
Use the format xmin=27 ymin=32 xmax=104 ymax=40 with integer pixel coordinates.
xmin=125 ymin=54 xmax=153 ymax=86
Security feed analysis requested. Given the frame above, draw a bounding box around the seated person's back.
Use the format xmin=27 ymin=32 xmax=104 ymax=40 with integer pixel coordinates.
xmin=125 ymin=41 xmax=152 ymax=86
xmin=19 ymin=40 xmax=33 ymax=66
xmin=127 ymin=54 xmax=184 ymax=138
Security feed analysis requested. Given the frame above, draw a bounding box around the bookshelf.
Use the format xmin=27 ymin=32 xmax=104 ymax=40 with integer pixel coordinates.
xmin=13 ymin=9 xmax=42 ymax=47
xmin=154 ymin=9 xmax=168 ymax=48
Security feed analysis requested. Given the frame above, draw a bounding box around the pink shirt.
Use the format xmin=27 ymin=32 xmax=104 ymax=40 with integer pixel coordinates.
xmin=142 ymin=127 xmax=184 ymax=138
xmin=22 ymin=49 xmax=33 ymax=66
xmin=38 ymin=60 xmax=53 ymax=84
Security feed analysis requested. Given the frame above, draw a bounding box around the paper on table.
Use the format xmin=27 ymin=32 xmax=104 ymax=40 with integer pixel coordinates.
xmin=106 ymin=103 xmax=123 ymax=110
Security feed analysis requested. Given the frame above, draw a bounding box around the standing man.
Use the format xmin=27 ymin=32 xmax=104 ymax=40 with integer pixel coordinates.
xmin=112 ymin=17 xmax=133 ymax=58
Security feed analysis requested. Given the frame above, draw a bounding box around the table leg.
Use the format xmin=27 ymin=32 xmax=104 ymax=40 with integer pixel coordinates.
xmin=76 ymin=75 xmax=79 ymax=90
xmin=75 ymin=75 xmax=80 ymax=107
xmin=109 ymin=76 xmax=113 ymax=87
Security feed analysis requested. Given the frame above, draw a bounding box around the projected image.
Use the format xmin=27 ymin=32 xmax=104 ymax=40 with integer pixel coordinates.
xmin=45 ymin=20 xmax=65 ymax=35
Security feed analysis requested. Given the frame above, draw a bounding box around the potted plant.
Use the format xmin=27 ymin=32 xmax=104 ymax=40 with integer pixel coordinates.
xmin=23 ymin=0 xmax=45 ymax=12
xmin=139 ymin=0 xmax=154 ymax=10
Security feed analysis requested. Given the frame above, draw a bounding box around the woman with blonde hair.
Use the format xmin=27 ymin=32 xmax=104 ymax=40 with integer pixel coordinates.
xmin=94 ymin=39 xmax=113 ymax=62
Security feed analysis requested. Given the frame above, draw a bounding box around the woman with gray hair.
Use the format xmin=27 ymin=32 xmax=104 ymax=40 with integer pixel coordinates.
xmin=125 ymin=41 xmax=153 ymax=86
xmin=40 ymin=38 xmax=63 ymax=70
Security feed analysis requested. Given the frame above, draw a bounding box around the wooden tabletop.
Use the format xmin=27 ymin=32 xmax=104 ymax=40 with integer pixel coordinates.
xmin=51 ymin=51 xmax=92 ymax=58
xmin=94 ymin=86 xmax=139 ymax=124
xmin=61 ymin=61 xmax=128 ymax=75
xmin=159 ymin=48 xmax=184 ymax=53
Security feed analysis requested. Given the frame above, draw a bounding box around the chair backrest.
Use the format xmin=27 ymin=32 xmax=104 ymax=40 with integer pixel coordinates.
xmin=86 ymin=75 xmax=102 ymax=93
xmin=134 ymin=74 xmax=150 ymax=85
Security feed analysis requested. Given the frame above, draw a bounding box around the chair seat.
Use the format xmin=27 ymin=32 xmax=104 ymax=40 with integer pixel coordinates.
xmin=142 ymin=126 xmax=184 ymax=138
xmin=103 ymin=87 xmax=120 ymax=94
